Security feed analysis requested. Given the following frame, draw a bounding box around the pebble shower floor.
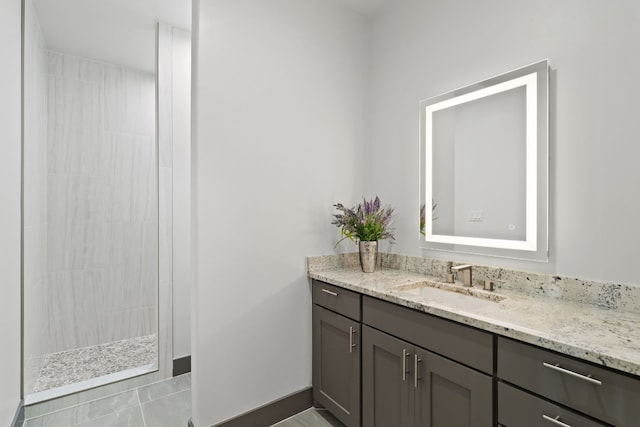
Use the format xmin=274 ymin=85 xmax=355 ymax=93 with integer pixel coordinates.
xmin=29 ymin=335 xmax=157 ymax=394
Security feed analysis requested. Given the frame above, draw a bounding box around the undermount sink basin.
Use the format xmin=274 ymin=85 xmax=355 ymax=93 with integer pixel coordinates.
xmin=389 ymin=281 xmax=503 ymax=311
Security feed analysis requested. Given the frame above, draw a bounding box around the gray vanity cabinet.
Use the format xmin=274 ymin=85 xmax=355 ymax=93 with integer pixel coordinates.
xmin=362 ymin=325 xmax=493 ymax=427
xmin=362 ymin=296 xmax=493 ymax=427
xmin=312 ymin=278 xmax=640 ymax=427
xmin=312 ymin=281 xmax=361 ymax=427
xmin=497 ymin=337 xmax=640 ymax=426
xmin=362 ymin=325 xmax=414 ymax=426
xmin=414 ymin=347 xmax=493 ymax=426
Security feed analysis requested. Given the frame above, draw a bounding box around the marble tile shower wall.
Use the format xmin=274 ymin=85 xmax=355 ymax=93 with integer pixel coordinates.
xmin=42 ymin=51 xmax=158 ymax=354
xmin=23 ymin=0 xmax=49 ymax=391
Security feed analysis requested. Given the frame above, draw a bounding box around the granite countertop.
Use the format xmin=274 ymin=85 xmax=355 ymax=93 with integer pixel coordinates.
xmin=308 ymin=255 xmax=640 ymax=377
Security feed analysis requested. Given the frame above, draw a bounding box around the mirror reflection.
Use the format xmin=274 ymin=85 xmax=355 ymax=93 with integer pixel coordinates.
xmin=420 ymin=60 xmax=548 ymax=260
xmin=432 ymin=86 xmax=527 ymax=241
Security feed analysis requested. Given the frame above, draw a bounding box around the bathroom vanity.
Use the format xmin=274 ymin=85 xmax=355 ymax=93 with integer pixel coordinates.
xmin=309 ymin=254 xmax=640 ymax=427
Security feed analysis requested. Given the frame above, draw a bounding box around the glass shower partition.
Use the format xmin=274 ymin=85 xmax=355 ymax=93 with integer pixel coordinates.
xmin=22 ymin=0 xmax=163 ymax=403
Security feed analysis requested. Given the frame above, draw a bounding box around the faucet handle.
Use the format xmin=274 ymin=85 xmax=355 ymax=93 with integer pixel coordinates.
xmin=444 ymin=261 xmax=455 ymax=283
xmin=451 ymin=264 xmax=473 ymax=286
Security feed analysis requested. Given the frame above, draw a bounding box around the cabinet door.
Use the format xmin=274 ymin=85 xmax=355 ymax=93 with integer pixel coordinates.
xmin=415 ymin=347 xmax=493 ymax=427
xmin=312 ymin=305 xmax=360 ymax=427
xmin=362 ymin=325 xmax=414 ymax=427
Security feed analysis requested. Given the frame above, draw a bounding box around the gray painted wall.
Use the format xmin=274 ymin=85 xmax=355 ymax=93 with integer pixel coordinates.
xmin=169 ymin=26 xmax=192 ymax=359
xmin=0 ymin=0 xmax=23 ymax=423
xmin=158 ymin=21 xmax=192 ymax=363
xmin=192 ymin=0 xmax=368 ymax=424
xmin=369 ymin=0 xmax=640 ymax=284
xmin=191 ymin=0 xmax=640 ymax=424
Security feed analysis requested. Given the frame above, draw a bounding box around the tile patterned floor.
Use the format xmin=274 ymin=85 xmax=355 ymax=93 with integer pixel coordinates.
xmin=24 ymin=376 xmax=342 ymax=427
xmin=23 ymin=374 xmax=191 ymax=427
xmin=271 ymin=408 xmax=344 ymax=427
xmin=32 ymin=335 xmax=157 ymax=393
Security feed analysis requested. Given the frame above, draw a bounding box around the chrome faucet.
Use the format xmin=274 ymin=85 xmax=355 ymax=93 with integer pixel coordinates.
xmin=451 ymin=264 xmax=473 ymax=286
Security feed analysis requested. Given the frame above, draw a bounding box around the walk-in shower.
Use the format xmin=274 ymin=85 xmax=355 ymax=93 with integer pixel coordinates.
xmin=22 ymin=0 xmax=176 ymax=404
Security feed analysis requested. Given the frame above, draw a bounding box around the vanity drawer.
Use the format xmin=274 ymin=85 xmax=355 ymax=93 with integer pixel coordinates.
xmin=498 ymin=337 xmax=640 ymax=426
xmin=362 ymin=296 xmax=493 ymax=374
xmin=312 ymin=280 xmax=361 ymax=321
xmin=498 ymin=382 xmax=606 ymax=427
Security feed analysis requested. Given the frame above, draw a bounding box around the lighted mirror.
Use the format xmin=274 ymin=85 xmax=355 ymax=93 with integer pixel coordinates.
xmin=419 ymin=60 xmax=548 ymax=261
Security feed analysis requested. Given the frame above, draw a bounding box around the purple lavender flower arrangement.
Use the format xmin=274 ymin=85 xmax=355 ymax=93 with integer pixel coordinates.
xmin=332 ymin=196 xmax=395 ymax=247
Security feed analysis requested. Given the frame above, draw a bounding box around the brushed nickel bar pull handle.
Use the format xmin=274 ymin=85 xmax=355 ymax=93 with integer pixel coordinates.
xmin=321 ymin=288 xmax=338 ymax=296
xmin=542 ymin=414 xmax=572 ymax=427
xmin=542 ymin=362 xmax=603 ymax=386
xmin=402 ymin=349 xmax=409 ymax=381
xmin=349 ymin=327 xmax=356 ymax=353
xmin=414 ymin=354 xmax=421 ymax=388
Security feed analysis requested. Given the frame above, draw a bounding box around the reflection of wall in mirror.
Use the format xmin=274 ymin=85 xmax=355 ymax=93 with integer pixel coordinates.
xmin=432 ymin=86 xmax=526 ymax=241
xmin=432 ymin=107 xmax=455 ymax=236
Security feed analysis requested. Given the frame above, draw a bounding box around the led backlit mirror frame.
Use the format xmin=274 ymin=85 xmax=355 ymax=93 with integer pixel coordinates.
xmin=419 ymin=60 xmax=549 ymax=261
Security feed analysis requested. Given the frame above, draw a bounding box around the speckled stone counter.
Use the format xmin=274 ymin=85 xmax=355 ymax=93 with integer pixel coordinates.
xmin=307 ymin=253 xmax=640 ymax=377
